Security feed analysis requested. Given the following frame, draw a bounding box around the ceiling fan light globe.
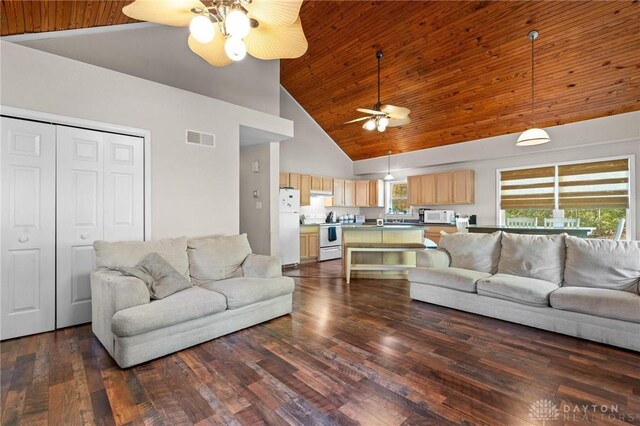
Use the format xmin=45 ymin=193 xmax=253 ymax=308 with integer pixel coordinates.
xmin=516 ymin=127 xmax=550 ymax=146
xmin=377 ymin=124 xmax=386 ymax=132
xmin=384 ymin=173 xmax=394 ymax=181
xmin=225 ymin=36 xmax=247 ymax=61
xmin=225 ymin=9 xmax=251 ymax=39
xmin=363 ymin=119 xmax=376 ymax=131
xmin=378 ymin=116 xmax=389 ymax=128
xmin=190 ymin=15 xmax=215 ymax=44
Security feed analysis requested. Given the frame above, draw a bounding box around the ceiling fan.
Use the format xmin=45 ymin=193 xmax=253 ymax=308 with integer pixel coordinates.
xmin=122 ymin=0 xmax=307 ymax=66
xmin=345 ymin=50 xmax=411 ymax=132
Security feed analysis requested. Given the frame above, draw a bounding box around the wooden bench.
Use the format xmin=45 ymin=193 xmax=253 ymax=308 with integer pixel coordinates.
xmin=345 ymin=242 xmax=427 ymax=284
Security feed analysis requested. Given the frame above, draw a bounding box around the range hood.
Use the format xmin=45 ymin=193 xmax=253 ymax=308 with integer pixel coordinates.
xmin=310 ymin=189 xmax=333 ymax=197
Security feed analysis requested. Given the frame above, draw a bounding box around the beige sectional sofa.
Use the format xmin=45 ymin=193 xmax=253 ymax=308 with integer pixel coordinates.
xmin=91 ymin=234 xmax=294 ymax=368
xmin=409 ymin=232 xmax=640 ymax=351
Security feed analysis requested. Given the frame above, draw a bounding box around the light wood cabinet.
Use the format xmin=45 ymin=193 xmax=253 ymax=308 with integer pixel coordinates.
xmin=300 ymin=234 xmax=309 ymax=258
xmin=333 ymin=179 xmax=345 ymax=206
xmin=300 ymin=174 xmax=311 ymax=206
xmin=436 ymin=172 xmax=453 ymax=204
xmin=369 ymin=179 xmax=384 ymax=207
xmin=344 ymin=180 xmax=355 ymax=207
xmin=322 ymin=177 xmax=333 ymax=192
xmin=408 ymin=175 xmax=422 ymax=206
xmin=300 ymin=228 xmax=319 ymax=261
xmin=420 ymin=174 xmax=436 ymax=205
xmin=452 ymin=170 xmax=475 ymax=204
xmin=279 ymin=173 xmax=289 ymax=187
xmin=355 ymin=180 xmax=370 ymax=207
xmin=308 ymin=233 xmax=319 ymax=258
xmin=311 ymin=176 xmax=322 ymax=191
xmin=289 ymin=173 xmax=301 ymax=190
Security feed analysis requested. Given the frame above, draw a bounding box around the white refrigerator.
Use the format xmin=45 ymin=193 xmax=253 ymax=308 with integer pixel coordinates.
xmin=279 ymin=189 xmax=300 ymax=266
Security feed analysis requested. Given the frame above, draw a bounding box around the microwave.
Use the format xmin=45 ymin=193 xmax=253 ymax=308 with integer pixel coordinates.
xmin=422 ymin=210 xmax=455 ymax=224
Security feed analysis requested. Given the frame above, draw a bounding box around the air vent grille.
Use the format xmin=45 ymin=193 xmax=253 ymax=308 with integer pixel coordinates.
xmin=186 ymin=130 xmax=215 ymax=147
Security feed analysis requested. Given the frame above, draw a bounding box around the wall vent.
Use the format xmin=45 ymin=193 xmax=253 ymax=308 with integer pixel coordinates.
xmin=186 ymin=130 xmax=215 ymax=147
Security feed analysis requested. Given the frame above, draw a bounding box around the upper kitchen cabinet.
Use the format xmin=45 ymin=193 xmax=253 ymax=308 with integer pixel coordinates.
xmin=452 ymin=170 xmax=475 ymax=204
xmin=332 ymin=179 xmax=345 ymax=206
xmin=355 ymin=180 xmax=369 ymax=207
xmin=344 ymin=180 xmax=355 ymax=207
xmin=322 ymin=178 xmax=333 ymax=192
xmin=279 ymin=173 xmax=289 ymax=187
xmin=300 ymin=175 xmax=311 ymax=206
xmin=369 ymin=179 xmax=384 ymax=207
xmin=311 ymin=176 xmax=322 ymax=191
xmin=289 ymin=173 xmax=301 ymax=190
xmin=407 ymin=169 xmax=475 ymax=206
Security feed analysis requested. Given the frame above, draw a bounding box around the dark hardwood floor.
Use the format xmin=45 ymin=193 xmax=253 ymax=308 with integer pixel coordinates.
xmin=2 ymin=260 xmax=639 ymax=425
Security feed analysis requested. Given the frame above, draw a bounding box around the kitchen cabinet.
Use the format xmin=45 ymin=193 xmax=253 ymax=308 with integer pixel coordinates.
xmin=424 ymin=226 xmax=455 ymax=245
xmin=311 ymin=176 xmax=322 ymax=191
xmin=289 ymin=173 xmax=301 ymax=190
xmin=308 ymin=233 xmax=319 ymax=258
xmin=408 ymin=175 xmax=422 ymax=206
xmin=322 ymin=177 xmax=333 ymax=192
xmin=332 ymin=179 xmax=345 ymax=206
xmin=279 ymin=173 xmax=289 ymax=187
xmin=344 ymin=180 xmax=355 ymax=207
xmin=355 ymin=180 xmax=370 ymax=207
xmin=369 ymin=179 xmax=384 ymax=207
xmin=300 ymin=175 xmax=311 ymax=206
xmin=300 ymin=227 xmax=319 ymax=261
xmin=420 ymin=174 xmax=436 ymax=205
xmin=436 ymin=172 xmax=453 ymax=204
xmin=452 ymin=170 xmax=475 ymax=204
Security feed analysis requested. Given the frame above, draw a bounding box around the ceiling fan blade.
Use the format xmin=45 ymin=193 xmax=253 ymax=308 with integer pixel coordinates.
xmin=245 ymin=18 xmax=308 ymax=60
xmin=122 ymin=0 xmax=206 ymax=26
xmin=245 ymin=0 xmax=303 ymax=27
xmin=188 ymin=30 xmax=234 ymax=67
xmin=381 ymin=104 xmax=411 ymax=119
xmin=344 ymin=117 xmax=370 ymax=124
xmin=387 ymin=117 xmax=412 ymax=127
xmin=356 ymin=108 xmax=385 ymax=115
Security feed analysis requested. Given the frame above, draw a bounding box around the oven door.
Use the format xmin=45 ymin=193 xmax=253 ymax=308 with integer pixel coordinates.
xmin=318 ymin=245 xmax=342 ymax=261
xmin=319 ymin=225 xmax=342 ymax=247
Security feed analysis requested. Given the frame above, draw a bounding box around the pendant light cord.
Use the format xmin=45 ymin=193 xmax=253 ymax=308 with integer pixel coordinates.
xmin=530 ymin=34 xmax=535 ymax=126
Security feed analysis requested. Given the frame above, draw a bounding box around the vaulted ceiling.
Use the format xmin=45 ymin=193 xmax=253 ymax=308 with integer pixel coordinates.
xmin=2 ymin=1 xmax=639 ymax=161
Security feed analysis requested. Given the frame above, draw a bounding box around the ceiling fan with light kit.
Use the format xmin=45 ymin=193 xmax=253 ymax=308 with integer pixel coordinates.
xmin=122 ymin=0 xmax=307 ymax=66
xmin=345 ymin=50 xmax=411 ymax=133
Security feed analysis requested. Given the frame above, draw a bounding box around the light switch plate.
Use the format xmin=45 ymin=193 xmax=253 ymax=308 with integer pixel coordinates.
xmin=256 ymin=201 xmax=263 ymax=209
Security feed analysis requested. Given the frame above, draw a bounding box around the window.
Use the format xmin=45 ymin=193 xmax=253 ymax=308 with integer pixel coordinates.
xmin=498 ymin=158 xmax=631 ymax=239
xmin=386 ymin=180 xmax=411 ymax=215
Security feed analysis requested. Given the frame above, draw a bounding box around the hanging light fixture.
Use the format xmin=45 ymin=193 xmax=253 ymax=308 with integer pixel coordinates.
xmin=384 ymin=151 xmax=394 ymax=181
xmin=517 ymin=30 xmax=550 ymax=146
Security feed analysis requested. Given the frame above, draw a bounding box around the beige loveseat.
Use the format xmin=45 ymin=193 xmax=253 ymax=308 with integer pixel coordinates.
xmin=91 ymin=234 xmax=294 ymax=368
xmin=409 ymin=232 xmax=640 ymax=351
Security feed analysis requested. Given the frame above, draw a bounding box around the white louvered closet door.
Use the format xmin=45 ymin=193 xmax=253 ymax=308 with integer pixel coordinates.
xmin=56 ymin=127 xmax=144 ymax=328
xmin=1 ymin=117 xmax=57 ymax=340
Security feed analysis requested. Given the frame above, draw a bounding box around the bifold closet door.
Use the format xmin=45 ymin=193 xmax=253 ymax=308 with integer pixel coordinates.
xmin=1 ymin=117 xmax=56 ymax=340
xmin=56 ymin=127 xmax=144 ymax=328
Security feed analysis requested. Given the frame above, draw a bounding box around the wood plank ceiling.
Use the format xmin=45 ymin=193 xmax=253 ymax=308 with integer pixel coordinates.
xmin=1 ymin=1 xmax=638 ymax=160
xmin=281 ymin=1 xmax=640 ymax=160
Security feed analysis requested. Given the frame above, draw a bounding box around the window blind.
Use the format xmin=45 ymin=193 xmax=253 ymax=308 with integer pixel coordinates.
xmin=558 ymin=159 xmax=629 ymax=209
xmin=500 ymin=166 xmax=555 ymax=209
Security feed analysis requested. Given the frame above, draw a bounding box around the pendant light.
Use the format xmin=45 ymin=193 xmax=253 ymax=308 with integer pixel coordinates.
xmin=517 ymin=30 xmax=550 ymax=146
xmin=384 ymin=151 xmax=394 ymax=181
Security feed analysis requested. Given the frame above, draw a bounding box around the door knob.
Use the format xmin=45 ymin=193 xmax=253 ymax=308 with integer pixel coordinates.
xmin=18 ymin=236 xmax=29 ymax=243
xmin=80 ymin=234 xmax=89 ymax=240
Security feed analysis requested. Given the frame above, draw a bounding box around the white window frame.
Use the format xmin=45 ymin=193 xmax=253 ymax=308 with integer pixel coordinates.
xmin=495 ymin=154 xmax=635 ymax=239
xmin=385 ymin=179 xmax=415 ymax=218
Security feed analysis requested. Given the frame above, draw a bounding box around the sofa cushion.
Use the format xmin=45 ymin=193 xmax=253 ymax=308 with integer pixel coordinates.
xmin=119 ymin=253 xmax=192 ymax=300
xmin=550 ymin=287 xmax=640 ymax=323
xmin=438 ymin=231 xmax=502 ymax=274
xmin=188 ymin=234 xmax=252 ymax=286
xmin=201 ymin=276 xmax=294 ymax=309
xmin=111 ymin=286 xmax=227 ymax=337
xmin=408 ymin=267 xmax=490 ymax=293
xmin=94 ymin=237 xmax=190 ymax=278
xmin=477 ymin=273 xmax=559 ymax=307
xmin=498 ymin=233 xmax=566 ymax=285
xmin=564 ymin=236 xmax=640 ymax=292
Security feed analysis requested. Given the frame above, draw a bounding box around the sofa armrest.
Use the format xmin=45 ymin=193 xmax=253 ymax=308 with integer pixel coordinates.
xmin=91 ymin=270 xmax=150 ymax=355
xmin=242 ymin=254 xmax=282 ymax=278
xmin=416 ymin=249 xmax=451 ymax=268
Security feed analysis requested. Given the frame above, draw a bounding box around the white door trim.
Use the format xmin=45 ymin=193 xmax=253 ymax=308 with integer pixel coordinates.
xmin=0 ymin=105 xmax=152 ymax=240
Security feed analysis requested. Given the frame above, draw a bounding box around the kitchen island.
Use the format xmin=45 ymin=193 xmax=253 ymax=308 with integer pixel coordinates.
xmin=341 ymin=225 xmax=427 ymax=280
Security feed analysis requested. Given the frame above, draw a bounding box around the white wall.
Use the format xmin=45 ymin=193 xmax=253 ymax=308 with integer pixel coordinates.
xmin=1 ymin=41 xmax=292 ymax=240
xmin=239 ymin=142 xmax=280 ymax=255
xmin=15 ymin=25 xmax=281 ymax=115
xmin=355 ymin=112 xmax=640 ymax=239
xmin=279 ymin=87 xmax=354 ymax=178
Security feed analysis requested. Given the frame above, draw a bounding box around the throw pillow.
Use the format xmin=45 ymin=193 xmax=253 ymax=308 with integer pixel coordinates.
xmin=119 ymin=252 xmax=192 ymax=299
xmin=438 ymin=231 xmax=502 ymax=274
xmin=498 ymin=232 xmax=566 ymax=285
xmin=187 ymin=234 xmax=253 ymax=286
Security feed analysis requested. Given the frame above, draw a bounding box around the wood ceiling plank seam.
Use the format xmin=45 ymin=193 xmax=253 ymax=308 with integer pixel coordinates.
xmin=2 ymin=1 xmax=18 ymax=35
xmin=63 ymin=0 xmax=73 ymax=31
xmin=0 ymin=1 xmax=10 ymax=36
xmin=54 ymin=0 xmax=64 ymax=31
xmin=21 ymin=0 xmax=33 ymax=34
xmin=82 ymin=1 xmax=94 ymax=28
xmin=96 ymin=1 xmax=109 ymax=27
xmin=8 ymin=0 xmax=24 ymax=34
xmin=74 ymin=0 xmax=87 ymax=30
